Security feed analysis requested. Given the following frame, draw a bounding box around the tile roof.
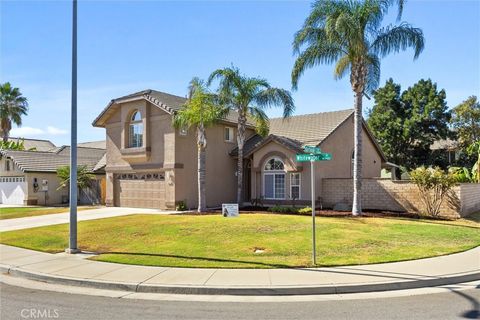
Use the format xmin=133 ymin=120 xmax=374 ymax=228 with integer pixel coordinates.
xmin=0 ymin=147 xmax=106 ymax=173
xmin=78 ymin=140 xmax=106 ymax=149
xmin=230 ymin=109 xmax=354 ymax=157
xmin=268 ymin=109 xmax=354 ymax=146
xmin=7 ymin=137 xmax=56 ymax=152
xmin=93 ymin=89 xmax=254 ymax=128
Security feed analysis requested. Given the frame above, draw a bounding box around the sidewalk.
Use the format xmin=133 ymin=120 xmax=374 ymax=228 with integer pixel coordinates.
xmin=0 ymin=207 xmax=177 ymax=232
xmin=1 ymin=244 xmax=478 ymax=295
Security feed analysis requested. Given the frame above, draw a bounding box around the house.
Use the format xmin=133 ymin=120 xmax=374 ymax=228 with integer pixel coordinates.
xmin=6 ymin=137 xmax=56 ymax=151
xmin=0 ymin=142 xmax=106 ymax=206
xmin=93 ymin=89 xmax=386 ymax=209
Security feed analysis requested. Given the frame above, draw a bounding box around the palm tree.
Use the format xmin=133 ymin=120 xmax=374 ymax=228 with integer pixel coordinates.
xmin=57 ymin=165 xmax=94 ymax=191
xmin=173 ymin=78 xmax=229 ymax=212
xmin=291 ymin=0 xmax=424 ymax=215
xmin=208 ymin=66 xmax=295 ymax=204
xmin=0 ymin=83 xmax=29 ymax=142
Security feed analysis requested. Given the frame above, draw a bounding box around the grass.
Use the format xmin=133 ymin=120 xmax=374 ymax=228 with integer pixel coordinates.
xmin=1 ymin=213 xmax=479 ymax=268
xmin=0 ymin=206 xmax=99 ymax=220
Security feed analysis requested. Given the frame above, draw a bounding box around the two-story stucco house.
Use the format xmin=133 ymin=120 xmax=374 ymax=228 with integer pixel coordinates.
xmin=93 ymin=89 xmax=387 ymax=210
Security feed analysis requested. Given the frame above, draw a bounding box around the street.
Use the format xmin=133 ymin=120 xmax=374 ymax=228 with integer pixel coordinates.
xmin=0 ymin=283 xmax=478 ymax=320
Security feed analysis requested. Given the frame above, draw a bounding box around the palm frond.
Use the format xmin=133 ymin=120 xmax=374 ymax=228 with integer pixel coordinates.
xmin=248 ymin=107 xmax=270 ymax=137
xmin=253 ymin=88 xmax=295 ymax=118
xmin=371 ymin=22 xmax=425 ymax=59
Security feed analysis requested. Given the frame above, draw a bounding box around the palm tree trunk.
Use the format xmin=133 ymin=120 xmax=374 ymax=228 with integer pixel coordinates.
xmin=1 ymin=119 xmax=10 ymax=143
xmin=197 ymin=126 xmax=207 ymax=212
xmin=236 ymin=110 xmax=247 ymax=204
xmin=352 ymin=90 xmax=363 ymax=216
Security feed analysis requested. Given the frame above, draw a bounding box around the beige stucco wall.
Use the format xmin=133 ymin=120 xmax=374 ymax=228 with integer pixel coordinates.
xmin=250 ymin=115 xmax=383 ymax=204
xmin=322 ymin=178 xmax=480 ymax=218
xmin=175 ymin=123 xmax=255 ymax=209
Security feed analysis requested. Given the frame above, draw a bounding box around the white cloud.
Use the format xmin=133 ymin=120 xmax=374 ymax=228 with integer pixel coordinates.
xmin=10 ymin=127 xmax=45 ymax=136
xmin=10 ymin=126 xmax=68 ymax=137
xmin=46 ymin=126 xmax=68 ymax=135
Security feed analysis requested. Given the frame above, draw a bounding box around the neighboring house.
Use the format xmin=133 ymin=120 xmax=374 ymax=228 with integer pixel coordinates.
xmin=7 ymin=137 xmax=56 ymax=151
xmin=0 ymin=144 xmax=106 ymax=205
xmin=430 ymin=139 xmax=461 ymax=165
xmin=93 ymin=89 xmax=386 ymax=210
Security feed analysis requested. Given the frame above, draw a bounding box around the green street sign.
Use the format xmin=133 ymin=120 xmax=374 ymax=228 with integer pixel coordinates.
xmin=296 ymin=153 xmax=332 ymax=162
xmin=303 ymin=146 xmax=321 ymax=154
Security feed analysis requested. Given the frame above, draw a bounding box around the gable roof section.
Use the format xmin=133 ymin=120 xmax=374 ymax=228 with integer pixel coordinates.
xmin=93 ymin=89 xmax=255 ymax=128
xmin=269 ymin=109 xmax=354 ymax=146
xmin=7 ymin=137 xmax=56 ymax=152
xmin=0 ymin=147 xmax=106 ymax=173
xmin=230 ymin=109 xmax=387 ymax=162
xmin=78 ymin=140 xmax=106 ymax=149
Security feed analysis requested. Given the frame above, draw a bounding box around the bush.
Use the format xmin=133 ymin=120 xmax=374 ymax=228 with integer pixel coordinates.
xmin=176 ymin=200 xmax=188 ymax=211
xmin=410 ymin=167 xmax=456 ymax=217
xmin=298 ymin=207 xmax=312 ymax=215
xmin=267 ymin=205 xmax=298 ymax=214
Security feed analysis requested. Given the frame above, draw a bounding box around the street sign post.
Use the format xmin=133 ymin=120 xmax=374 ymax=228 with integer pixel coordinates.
xmin=297 ymin=146 xmax=333 ymax=265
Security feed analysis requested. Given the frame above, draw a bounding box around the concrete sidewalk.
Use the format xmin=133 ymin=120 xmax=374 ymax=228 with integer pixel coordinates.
xmin=0 ymin=207 xmax=178 ymax=232
xmin=1 ymin=244 xmax=478 ymax=295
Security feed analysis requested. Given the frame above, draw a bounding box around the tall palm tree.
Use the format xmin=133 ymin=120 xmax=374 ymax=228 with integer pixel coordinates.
xmin=291 ymin=0 xmax=424 ymax=215
xmin=208 ymin=67 xmax=295 ymax=204
xmin=0 ymin=82 xmax=29 ymax=142
xmin=173 ymin=77 xmax=229 ymax=212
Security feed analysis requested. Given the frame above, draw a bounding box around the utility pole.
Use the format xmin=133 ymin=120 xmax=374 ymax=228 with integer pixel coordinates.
xmin=66 ymin=0 xmax=79 ymax=254
xmin=311 ymin=159 xmax=316 ymax=265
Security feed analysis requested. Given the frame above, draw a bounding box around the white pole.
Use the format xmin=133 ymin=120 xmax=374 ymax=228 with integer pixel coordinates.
xmin=311 ymin=159 xmax=316 ymax=265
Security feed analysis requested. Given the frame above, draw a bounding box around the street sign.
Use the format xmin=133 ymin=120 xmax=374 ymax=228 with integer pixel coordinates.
xmin=296 ymin=153 xmax=332 ymax=162
xmin=303 ymin=146 xmax=321 ymax=154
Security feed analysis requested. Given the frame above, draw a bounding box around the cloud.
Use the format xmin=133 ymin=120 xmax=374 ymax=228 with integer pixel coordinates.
xmin=46 ymin=126 xmax=68 ymax=135
xmin=10 ymin=127 xmax=45 ymax=136
xmin=10 ymin=126 xmax=68 ymax=137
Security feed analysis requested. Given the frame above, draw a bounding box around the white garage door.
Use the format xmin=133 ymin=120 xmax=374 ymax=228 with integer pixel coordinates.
xmin=0 ymin=176 xmax=27 ymax=205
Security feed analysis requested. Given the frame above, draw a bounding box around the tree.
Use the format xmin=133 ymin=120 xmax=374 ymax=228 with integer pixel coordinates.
xmin=368 ymin=79 xmax=451 ymax=170
xmin=208 ymin=66 xmax=295 ymax=204
xmin=173 ymin=77 xmax=228 ymax=212
xmin=0 ymin=83 xmax=29 ymax=142
xmin=451 ymin=96 xmax=480 ymax=149
xmin=57 ymin=165 xmax=94 ymax=191
xmin=291 ymin=0 xmax=424 ymax=215
xmin=0 ymin=138 xmax=36 ymax=151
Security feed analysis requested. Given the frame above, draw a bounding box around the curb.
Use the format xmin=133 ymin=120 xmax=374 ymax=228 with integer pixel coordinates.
xmin=1 ymin=265 xmax=479 ymax=296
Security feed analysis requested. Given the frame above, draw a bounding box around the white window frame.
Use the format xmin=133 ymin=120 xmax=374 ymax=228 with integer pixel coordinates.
xmin=224 ymin=127 xmax=234 ymax=142
xmin=128 ymin=110 xmax=143 ymax=148
xmin=263 ymin=157 xmax=286 ymax=200
xmin=290 ymin=172 xmax=301 ymax=199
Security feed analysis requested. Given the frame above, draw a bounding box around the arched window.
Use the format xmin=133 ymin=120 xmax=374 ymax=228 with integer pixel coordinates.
xmin=263 ymin=157 xmax=285 ymax=199
xmin=129 ymin=110 xmax=143 ymax=148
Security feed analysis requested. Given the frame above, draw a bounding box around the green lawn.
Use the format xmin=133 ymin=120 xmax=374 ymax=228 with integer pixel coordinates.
xmin=0 ymin=206 xmax=99 ymax=220
xmin=1 ymin=213 xmax=479 ymax=268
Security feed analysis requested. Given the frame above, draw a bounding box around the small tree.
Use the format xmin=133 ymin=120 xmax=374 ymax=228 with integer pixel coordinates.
xmin=467 ymin=141 xmax=480 ymax=183
xmin=0 ymin=138 xmax=36 ymax=151
xmin=410 ymin=167 xmax=456 ymax=217
xmin=57 ymin=165 xmax=94 ymax=191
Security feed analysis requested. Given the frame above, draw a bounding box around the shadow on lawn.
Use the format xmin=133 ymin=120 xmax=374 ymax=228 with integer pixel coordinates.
xmin=100 ymin=251 xmax=291 ymax=268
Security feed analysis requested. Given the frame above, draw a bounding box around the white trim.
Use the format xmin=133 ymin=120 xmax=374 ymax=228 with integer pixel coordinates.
xmin=263 ymin=172 xmax=286 ymax=200
xmin=290 ymin=172 xmax=301 ymax=200
xmin=224 ymin=126 xmax=234 ymax=142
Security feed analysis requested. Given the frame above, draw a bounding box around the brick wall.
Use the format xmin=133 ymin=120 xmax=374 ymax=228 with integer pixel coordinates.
xmin=322 ymin=178 xmax=480 ymax=218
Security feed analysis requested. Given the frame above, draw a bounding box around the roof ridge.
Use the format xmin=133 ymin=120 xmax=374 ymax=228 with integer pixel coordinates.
xmin=8 ymin=137 xmax=55 ymax=143
xmin=270 ymin=108 xmax=354 ymax=121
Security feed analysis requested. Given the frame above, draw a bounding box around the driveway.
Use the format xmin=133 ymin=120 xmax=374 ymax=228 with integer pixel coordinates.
xmin=0 ymin=207 xmax=177 ymax=232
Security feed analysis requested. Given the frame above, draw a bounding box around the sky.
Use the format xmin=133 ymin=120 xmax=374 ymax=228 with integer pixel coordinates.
xmin=1 ymin=0 xmax=479 ymax=146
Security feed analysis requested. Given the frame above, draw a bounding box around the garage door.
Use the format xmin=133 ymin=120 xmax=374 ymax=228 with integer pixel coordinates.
xmin=0 ymin=176 xmax=27 ymax=205
xmin=114 ymin=173 xmax=166 ymax=209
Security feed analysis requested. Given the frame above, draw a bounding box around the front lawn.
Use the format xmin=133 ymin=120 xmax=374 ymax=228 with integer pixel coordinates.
xmin=1 ymin=213 xmax=479 ymax=268
xmin=0 ymin=206 xmax=99 ymax=220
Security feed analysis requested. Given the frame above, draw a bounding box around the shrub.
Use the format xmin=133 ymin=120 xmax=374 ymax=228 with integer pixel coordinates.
xmin=176 ymin=200 xmax=188 ymax=211
xmin=267 ymin=205 xmax=298 ymax=214
xmin=298 ymin=207 xmax=312 ymax=215
xmin=410 ymin=167 xmax=456 ymax=217
xmin=448 ymin=167 xmax=473 ymax=183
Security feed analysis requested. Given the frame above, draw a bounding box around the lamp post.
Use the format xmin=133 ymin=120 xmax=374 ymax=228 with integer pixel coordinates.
xmin=66 ymin=0 xmax=79 ymax=254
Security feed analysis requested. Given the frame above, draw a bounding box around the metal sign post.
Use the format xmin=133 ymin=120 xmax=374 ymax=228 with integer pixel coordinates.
xmin=296 ymin=146 xmax=333 ymax=265
xmin=310 ymin=159 xmax=316 ymax=265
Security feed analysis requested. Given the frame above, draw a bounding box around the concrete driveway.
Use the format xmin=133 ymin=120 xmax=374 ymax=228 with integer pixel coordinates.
xmin=0 ymin=207 xmax=177 ymax=232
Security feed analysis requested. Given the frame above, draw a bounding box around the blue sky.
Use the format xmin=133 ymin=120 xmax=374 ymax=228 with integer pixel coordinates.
xmin=1 ymin=0 xmax=479 ymax=146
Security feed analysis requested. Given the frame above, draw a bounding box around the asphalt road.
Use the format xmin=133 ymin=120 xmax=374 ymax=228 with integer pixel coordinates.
xmin=1 ymin=283 xmax=479 ymax=320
